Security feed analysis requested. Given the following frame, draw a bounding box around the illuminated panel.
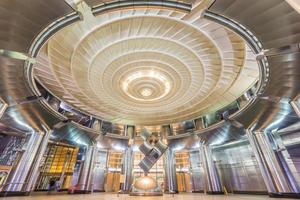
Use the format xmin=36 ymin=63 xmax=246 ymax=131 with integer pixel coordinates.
xmin=41 ymin=144 xmax=78 ymax=174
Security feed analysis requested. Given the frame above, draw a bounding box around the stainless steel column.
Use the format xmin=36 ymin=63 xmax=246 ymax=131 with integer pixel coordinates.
xmin=246 ymin=129 xmax=293 ymax=194
xmin=163 ymin=149 xmax=178 ymax=193
xmin=161 ymin=125 xmax=171 ymax=137
xmin=24 ymin=130 xmax=52 ymax=192
xmin=121 ymin=125 xmax=135 ymax=192
xmin=127 ymin=126 xmax=135 ymax=146
xmin=272 ymin=132 xmax=300 ymax=193
xmin=122 ymin=147 xmax=134 ymax=192
xmin=0 ymin=98 xmax=7 ymax=119
xmin=3 ymin=132 xmax=43 ymax=193
xmin=77 ymin=145 xmax=96 ymax=192
xmin=127 ymin=126 xmax=135 ymax=139
xmin=199 ymin=144 xmax=223 ymax=194
xmin=290 ymin=100 xmax=300 ymax=118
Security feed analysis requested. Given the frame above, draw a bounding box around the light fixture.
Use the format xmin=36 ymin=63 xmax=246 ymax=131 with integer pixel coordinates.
xmin=121 ymin=70 xmax=171 ymax=101
xmin=141 ymin=88 xmax=153 ymax=97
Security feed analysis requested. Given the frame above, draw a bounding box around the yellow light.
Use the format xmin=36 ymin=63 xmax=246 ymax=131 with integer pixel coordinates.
xmin=141 ymin=177 xmax=151 ymax=185
xmin=121 ymin=70 xmax=171 ymax=101
xmin=141 ymin=88 xmax=153 ymax=97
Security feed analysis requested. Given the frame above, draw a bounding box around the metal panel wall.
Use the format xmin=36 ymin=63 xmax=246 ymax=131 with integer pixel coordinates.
xmin=287 ymin=144 xmax=300 ymax=185
xmin=93 ymin=150 xmax=108 ymax=192
xmin=189 ymin=150 xmax=205 ymax=192
xmin=0 ymin=0 xmax=74 ymax=52
xmin=213 ymin=141 xmax=268 ymax=193
xmin=209 ymin=0 xmax=300 ymax=49
xmin=279 ymin=130 xmax=300 ymax=188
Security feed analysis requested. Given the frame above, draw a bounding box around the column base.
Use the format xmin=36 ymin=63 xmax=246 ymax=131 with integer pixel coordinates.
xmin=118 ymin=190 xmax=130 ymax=194
xmin=0 ymin=191 xmax=30 ymax=197
xmin=192 ymin=190 xmax=204 ymax=193
xmin=232 ymin=191 xmax=268 ymax=195
xmin=130 ymin=192 xmax=163 ymax=196
xmin=206 ymin=191 xmax=224 ymax=195
xmin=70 ymin=190 xmax=92 ymax=194
xmin=164 ymin=190 xmax=179 ymax=194
xmin=269 ymin=193 xmax=300 ymax=199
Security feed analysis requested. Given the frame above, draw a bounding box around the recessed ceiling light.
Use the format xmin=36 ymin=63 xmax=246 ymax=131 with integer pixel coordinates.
xmin=141 ymin=88 xmax=153 ymax=97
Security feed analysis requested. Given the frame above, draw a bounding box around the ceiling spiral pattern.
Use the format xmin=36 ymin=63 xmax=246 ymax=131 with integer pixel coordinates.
xmin=34 ymin=7 xmax=259 ymax=125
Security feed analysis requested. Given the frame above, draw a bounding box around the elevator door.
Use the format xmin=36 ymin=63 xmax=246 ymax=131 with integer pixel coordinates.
xmin=106 ymin=172 xmax=120 ymax=192
xmin=176 ymin=172 xmax=192 ymax=192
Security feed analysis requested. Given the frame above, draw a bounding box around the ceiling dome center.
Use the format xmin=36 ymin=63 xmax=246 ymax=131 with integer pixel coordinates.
xmin=121 ymin=69 xmax=171 ymax=102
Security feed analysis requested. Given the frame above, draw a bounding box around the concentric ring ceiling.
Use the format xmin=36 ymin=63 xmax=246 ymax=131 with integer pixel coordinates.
xmin=34 ymin=6 xmax=259 ymax=125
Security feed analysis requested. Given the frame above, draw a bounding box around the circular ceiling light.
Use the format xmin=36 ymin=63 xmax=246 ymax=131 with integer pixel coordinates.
xmin=121 ymin=70 xmax=171 ymax=101
xmin=141 ymin=88 xmax=153 ymax=97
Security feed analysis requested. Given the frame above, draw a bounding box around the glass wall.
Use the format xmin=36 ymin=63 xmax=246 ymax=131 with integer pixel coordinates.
xmin=0 ymin=134 xmax=25 ymax=191
xmin=35 ymin=143 xmax=79 ymax=191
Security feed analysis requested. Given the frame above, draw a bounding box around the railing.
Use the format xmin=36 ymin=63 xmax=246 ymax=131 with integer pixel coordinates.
xmin=92 ymin=0 xmax=191 ymax=15
xmin=39 ymin=81 xmax=258 ymax=139
xmin=203 ymin=10 xmax=269 ymax=95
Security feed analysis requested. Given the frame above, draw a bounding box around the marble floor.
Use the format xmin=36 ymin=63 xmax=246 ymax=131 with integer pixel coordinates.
xmin=0 ymin=193 xmax=295 ymax=200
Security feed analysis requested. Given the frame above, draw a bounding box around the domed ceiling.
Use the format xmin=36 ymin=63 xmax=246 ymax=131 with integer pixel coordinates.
xmin=33 ymin=4 xmax=259 ymax=126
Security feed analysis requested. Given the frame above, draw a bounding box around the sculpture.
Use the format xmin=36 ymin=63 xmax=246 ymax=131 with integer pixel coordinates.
xmin=130 ymin=128 xmax=168 ymax=196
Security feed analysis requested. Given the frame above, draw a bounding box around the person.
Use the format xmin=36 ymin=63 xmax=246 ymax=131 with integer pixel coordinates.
xmin=48 ymin=179 xmax=56 ymax=194
xmin=55 ymin=180 xmax=61 ymax=192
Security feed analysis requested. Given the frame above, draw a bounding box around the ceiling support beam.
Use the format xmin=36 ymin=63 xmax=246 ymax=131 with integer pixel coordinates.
xmin=0 ymin=49 xmax=36 ymax=63
xmin=7 ymin=96 xmax=43 ymax=108
xmin=290 ymin=100 xmax=300 ymax=118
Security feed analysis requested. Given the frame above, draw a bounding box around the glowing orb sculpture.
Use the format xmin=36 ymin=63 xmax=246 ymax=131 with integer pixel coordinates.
xmin=134 ymin=176 xmax=158 ymax=190
xmin=130 ymin=175 xmax=162 ymax=196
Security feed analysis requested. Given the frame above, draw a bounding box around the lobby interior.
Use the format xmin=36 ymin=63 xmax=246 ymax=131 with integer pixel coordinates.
xmin=0 ymin=0 xmax=300 ymax=199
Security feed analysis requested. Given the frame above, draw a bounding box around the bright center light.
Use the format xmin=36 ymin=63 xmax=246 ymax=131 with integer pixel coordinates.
xmin=121 ymin=70 xmax=171 ymax=101
xmin=141 ymin=88 xmax=153 ymax=97
xmin=141 ymin=177 xmax=152 ymax=185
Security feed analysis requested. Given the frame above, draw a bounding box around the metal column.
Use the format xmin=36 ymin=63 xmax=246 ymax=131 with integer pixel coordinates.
xmin=199 ymin=144 xmax=223 ymax=194
xmin=163 ymin=149 xmax=178 ymax=193
xmin=77 ymin=145 xmax=96 ymax=192
xmin=290 ymin=100 xmax=300 ymax=118
xmin=122 ymin=147 xmax=134 ymax=192
xmin=127 ymin=126 xmax=135 ymax=139
xmin=24 ymin=130 xmax=52 ymax=192
xmin=246 ymin=129 xmax=296 ymax=195
xmin=272 ymin=131 xmax=300 ymax=193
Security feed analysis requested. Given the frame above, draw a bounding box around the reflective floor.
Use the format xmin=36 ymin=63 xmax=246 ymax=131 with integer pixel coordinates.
xmin=0 ymin=193 xmax=292 ymax=200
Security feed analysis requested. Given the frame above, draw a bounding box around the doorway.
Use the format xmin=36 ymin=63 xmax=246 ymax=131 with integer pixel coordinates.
xmin=175 ymin=151 xmax=193 ymax=192
xmin=105 ymin=151 xmax=122 ymax=192
xmin=106 ymin=172 xmax=121 ymax=192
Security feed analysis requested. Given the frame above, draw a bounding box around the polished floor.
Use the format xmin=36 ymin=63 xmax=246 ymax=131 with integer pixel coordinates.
xmin=0 ymin=193 xmax=294 ymax=200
